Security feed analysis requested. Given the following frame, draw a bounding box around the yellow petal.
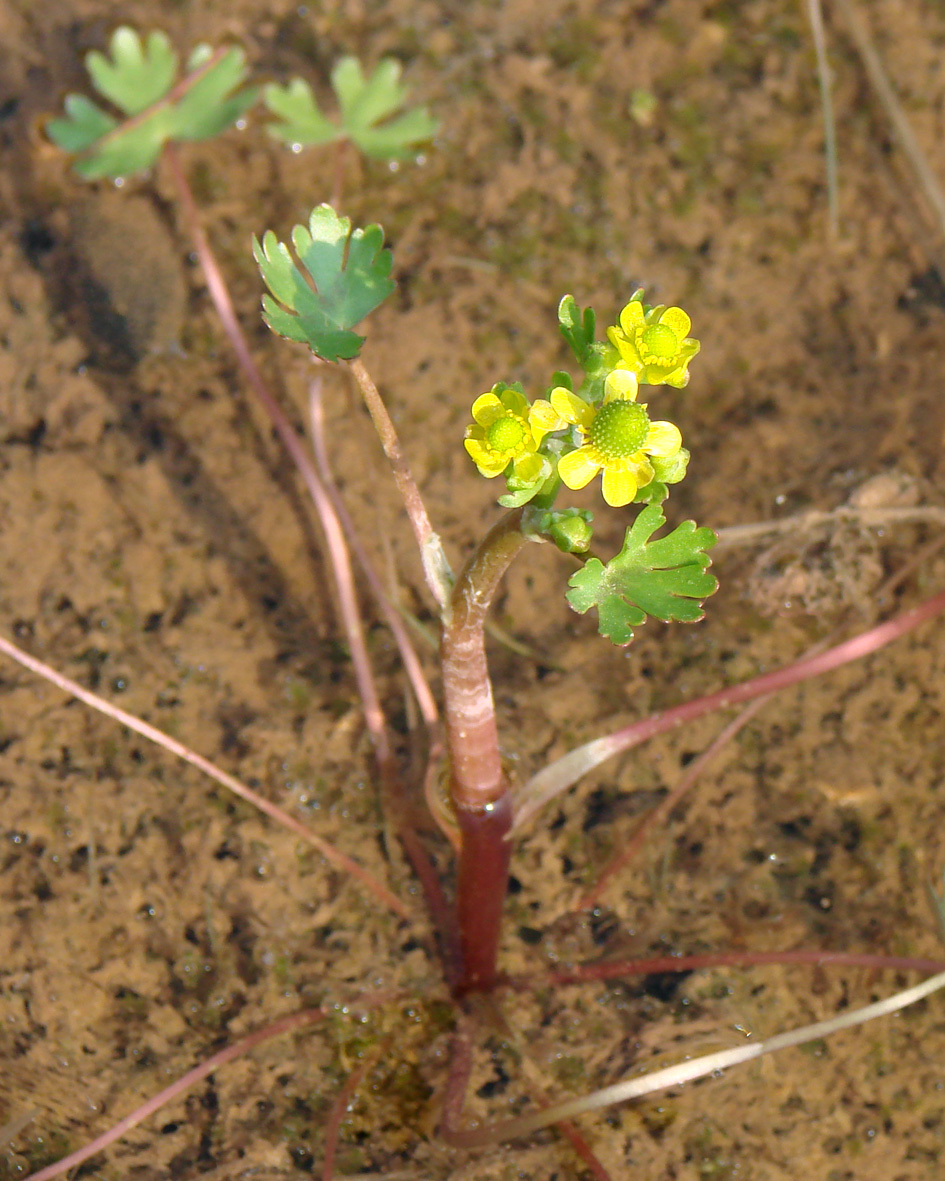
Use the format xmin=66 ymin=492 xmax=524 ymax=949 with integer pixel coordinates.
xmin=618 ymin=300 xmax=646 ymax=333
xmin=557 ymin=447 xmax=601 ymax=489
xmin=603 ymin=368 xmax=639 ymax=403
xmin=550 ymin=387 xmax=595 ymax=429
xmin=464 ymin=438 xmax=508 ymax=476
xmin=529 ymin=399 xmax=566 ymax=440
xmin=645 ymin=420 xmax=682 ymax=457
xmin=660 ymin=363 xmax=692 ymax=389
xmin=471 ymin=392 xmax=503 ymax=427
xmin=607 ymin=325 xmax=643 ymax=370
xmin=601 ymin=465 xmax=639 ymax=507
xmin=659 ymin=306 xmax=691 ymax=339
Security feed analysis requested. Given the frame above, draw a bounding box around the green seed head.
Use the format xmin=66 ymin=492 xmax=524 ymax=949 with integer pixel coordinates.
xmin=487 ymin=414 xmax=526 ymax=453
xmin=641 ymin=322 xmax=678 ymax=359
xmin=589 ymin=401 xmax=649 ymax=460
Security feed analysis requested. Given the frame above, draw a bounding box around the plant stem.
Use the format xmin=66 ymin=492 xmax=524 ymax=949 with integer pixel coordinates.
xmin=346 ymin=357 xmax=454 ymax=610
xmin=454 ymin=795 xmax=513 ymax=994
xmin=441 ymin=509 xmax=530 ymax=991
xmin=523 ymin=949 xmax=945 ymax=987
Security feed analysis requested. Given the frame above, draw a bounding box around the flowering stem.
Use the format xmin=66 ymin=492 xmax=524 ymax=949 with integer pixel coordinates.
xmin=346 ymin=357 xmax=454 ymax=610
xmin=442 ymin=509 xmax=530 ymax=992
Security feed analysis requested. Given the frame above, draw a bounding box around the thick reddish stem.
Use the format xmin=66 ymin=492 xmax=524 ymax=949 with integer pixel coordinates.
xmin=441 ymin=510 xmax=530 ymax=992
xmin=455 ymin=795 xmax=514 ymax=993
xmin=441 ymin=510 xmax=528 ymax=810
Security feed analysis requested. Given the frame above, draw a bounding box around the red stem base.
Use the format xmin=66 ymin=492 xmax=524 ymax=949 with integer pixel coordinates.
xmin=455 ymin=795 xmax=514 ymax=995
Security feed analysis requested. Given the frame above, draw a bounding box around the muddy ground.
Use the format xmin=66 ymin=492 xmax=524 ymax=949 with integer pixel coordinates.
xmin=3 ymin=0 xmax=945 ymax=1177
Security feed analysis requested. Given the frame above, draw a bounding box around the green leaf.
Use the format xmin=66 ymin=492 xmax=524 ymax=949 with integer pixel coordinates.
xmin=47 ymin=94 xmax=117 ymax=153
xmin=171 ymin=48 xmax=257 ymax=142
xmin=86 ymin=28 xmax=178 ymax=115
xmin=332 ymin=57 xmax=399 ymax=127
xmin=47 ymin=27 xmax=256 ymax=179
xmin=264 ymin=56 xmax=437 ymax=160
xmin=72 ymin=110 xmax=174 ymax=179
xmin=253 ymin=204 xmax=396 ymax=362
xmin=352 ymin=107 xmax=439 ymax=159
xmin=566 ymin=504 xmax=718 ymax=645
xmin=263 ymin=78 xmax=339 ymax=147
xmin=558 ymin=295 xmax=596 ymax=363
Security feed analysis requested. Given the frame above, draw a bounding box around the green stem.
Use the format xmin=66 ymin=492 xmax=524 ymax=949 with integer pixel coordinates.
xmin=441 ymin=509 xmax=530 ymax=991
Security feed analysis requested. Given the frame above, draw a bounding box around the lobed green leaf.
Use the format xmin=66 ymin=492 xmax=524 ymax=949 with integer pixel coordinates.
xmin=253 ymin=204 xmax=396 ymax=363
xmin=172 ymin=48 xmax=257 ymax=142
xmin=566 ymin=503 xmax=718 ymax=644
xmin=264 ymin=78 xmax=339 ymax=147
xmin=47 ymin=94 xmax=117 ymax=153
xmin=264 ymin=55 xmax=437 ymax=160
xmin=85 ymin=28 xmax=177 ymax=116
xmin=48 ymin=27 xmax=255 ymax=179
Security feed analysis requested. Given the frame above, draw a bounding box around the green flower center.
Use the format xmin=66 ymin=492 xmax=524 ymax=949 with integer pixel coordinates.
xmin=641 ymin=323 xmax=679 ymax=360
xmin=487 ymin=414 xmax=527 ymax=453
xmin=590 ymin=401 xmax=650 ymax=460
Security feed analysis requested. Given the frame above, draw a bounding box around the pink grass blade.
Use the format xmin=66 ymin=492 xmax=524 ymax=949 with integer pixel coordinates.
xmin=307 ymin=385 xmax=464 ymax=922
xmin=513 ymin=585 xmax=945 ymax=832
xmin=554 ymin=1121 xmax=614 ymax=1181
xmin=516 ymin=949 xmax=945 ymax=988
xmin=578 ymin=694 xmax=772 ymax=909
xmin=0 ymin=632 xmax=409 ymax=918
xmin=321 ymin=1041 xmax=388 ymax=1181
xmin=23 ymin=1006 xmax=327 ymax=1181
xmin=449 ymin=966 xmax=945 ymax=1147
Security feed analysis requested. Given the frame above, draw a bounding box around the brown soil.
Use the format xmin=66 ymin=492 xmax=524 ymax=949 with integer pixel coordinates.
xmin=3 ymin=0 xmax=945 ymax=1177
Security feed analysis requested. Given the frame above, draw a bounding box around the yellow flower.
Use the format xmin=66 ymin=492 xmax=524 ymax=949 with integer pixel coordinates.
xmin=552 ymin=369 xmax=683 ymax=507
xmin=607 ymin=299 xmax=700 ymax=388
xmin=464 ymin=387 xmax=545 ymax=482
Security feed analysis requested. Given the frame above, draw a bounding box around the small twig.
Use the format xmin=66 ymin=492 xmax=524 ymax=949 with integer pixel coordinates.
xmin=322 ymin=1040 xmax=389 ymax=1181
xmin=308 ymin=379 xmax=438 ymax=728
xmin=874 ymin=530 xmax=945 ymax=606
xmin=523 ymin=949 xmax=945 ymax=988
xmin=0 ymin=632 xmax=409 ymax=918
xmin=807 ymin=0 xmax=839 ymax=238
xmin=473 ymin=995 xmax=615 ymax=1180
xmin=712 ymin=504 xmax=945 ymax=552
xmin=834 ymin=0 xmax=945 ymax=248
